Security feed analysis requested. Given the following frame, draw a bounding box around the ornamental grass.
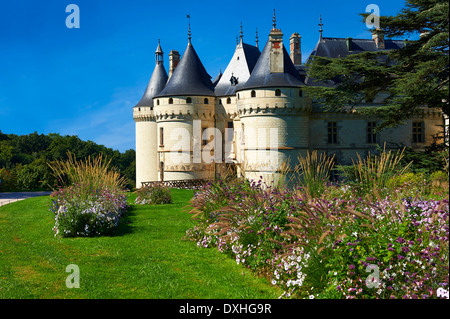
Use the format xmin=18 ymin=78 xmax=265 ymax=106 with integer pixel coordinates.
xmin=47 ymin=152 xmax=128 ymax=237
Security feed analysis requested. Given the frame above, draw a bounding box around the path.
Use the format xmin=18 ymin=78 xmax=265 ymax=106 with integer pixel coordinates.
xmin=0 ymin=191 xmax=52 ymax=207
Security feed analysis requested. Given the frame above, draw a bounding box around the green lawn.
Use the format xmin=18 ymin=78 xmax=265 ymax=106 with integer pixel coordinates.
xmin=0 ymin=189 xmax=281 ymax=299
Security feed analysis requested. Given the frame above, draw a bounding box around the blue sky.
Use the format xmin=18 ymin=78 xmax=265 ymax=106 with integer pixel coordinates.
xmin=0 ymin=0 xmax=411 ymax=152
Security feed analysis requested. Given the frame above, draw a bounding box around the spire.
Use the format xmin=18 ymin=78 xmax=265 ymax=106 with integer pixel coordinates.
xmin=239 ymin=22 xmax=243 ymax=43
xmin=155 ymin=39 xmax=163 ymax=64
xmin=255 ymin=27 xmax=259 ymax=48
xmin=187 ymin=14 xmax=191 ymax=44
xmin=319 ymin=15 xmax=324 ymax=40
xmin=272 ymin=9 xmax=276 ymax=30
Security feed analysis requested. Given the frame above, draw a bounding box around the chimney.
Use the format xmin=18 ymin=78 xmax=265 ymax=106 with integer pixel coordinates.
xmin=290 ymin=33 xmax=301 ymax=67
xmin=372 ymin=28 xmax=385 ymax=49
xmin=346 ymin=37 xmax=353 ymax=51
xmin=269 ymin=9 xmax=284 ymax=73
xmin=169 ymin=50 xmax=180 ymax=78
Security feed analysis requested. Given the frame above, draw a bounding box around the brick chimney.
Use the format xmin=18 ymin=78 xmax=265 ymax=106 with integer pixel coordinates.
xmin=372 ymin=28 xmax=385 ymax=49
xmin=169 ymin=50 xmax=180 ymax=78
xmin=289 ymin=33 xmax=301 ymax=67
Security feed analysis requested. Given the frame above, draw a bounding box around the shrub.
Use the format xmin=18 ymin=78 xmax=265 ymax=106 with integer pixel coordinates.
xmin=135 ymin=184 xmax=172 ymax=205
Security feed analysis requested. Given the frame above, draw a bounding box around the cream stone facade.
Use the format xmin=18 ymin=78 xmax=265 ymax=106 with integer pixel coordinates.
xmin=133 ymin=18 xmax=446 ymax=187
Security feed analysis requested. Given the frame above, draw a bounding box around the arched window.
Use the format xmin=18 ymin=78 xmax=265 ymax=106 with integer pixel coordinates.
xmin=204 ymin=98 xmax=209 ymax=104
xmin=168 ymin=98 xmax=173 ymax=104
xmin=218 ymin=99 xmax=222 ymax=105
xmin=186 ymin=97 xmax=192 ymax=103
xmin=251 ymin=90 xmax=256 ymax=98
xmin=226 ymin=97 xmax=231 ymax=104
xmin=275 ymin=89 xmax=281 ymax=97
xmin=156 ymin=99 xmax=160 ymax=105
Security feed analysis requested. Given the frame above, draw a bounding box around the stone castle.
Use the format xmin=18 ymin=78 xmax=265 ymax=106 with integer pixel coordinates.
xmin=133 ymin=14 xmax=445 ymax=187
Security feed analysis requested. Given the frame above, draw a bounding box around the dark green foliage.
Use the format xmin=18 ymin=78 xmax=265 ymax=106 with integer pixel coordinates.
xmin=0 ymin=131 xmax=135 ymax=191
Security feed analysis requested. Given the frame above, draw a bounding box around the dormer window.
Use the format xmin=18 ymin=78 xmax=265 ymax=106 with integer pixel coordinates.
xmin=230 ymin=74 xmax=239 ymax=86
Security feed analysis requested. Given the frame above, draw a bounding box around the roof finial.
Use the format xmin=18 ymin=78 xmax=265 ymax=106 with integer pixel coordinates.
xmin=187 ymin=14 xmax=191 ymax=43
xmin=255 ymin=27 xmax=259 ymax=48
xmin=272 ymin=9 xmax=276 ymax=29
xmin=239 ymin=22 xmax=243 ymax=43
xmin=319 ymin=15 xmax=324 ymax=40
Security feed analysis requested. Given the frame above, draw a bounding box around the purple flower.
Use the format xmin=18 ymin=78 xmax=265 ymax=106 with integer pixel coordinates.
xmin=349 ymin=264 xmax=355 ymax=270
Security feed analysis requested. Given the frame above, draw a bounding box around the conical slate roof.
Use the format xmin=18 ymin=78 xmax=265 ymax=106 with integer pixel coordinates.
xmin=238 ymin=39 xmax=304 ymax=91
xmin=156 ymin=42 xmax=215 ymax=97
xmin=214 ymin=42 xmax=261 ymax=97
xmin=135 ymin=62 xmax=168 ymax=107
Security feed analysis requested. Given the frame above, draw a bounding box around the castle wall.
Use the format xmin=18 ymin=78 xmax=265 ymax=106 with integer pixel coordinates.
xmin=236 ymin=87 xmax=312 ymax=184
xmin=308 ymin=108 xmax=445 ymax=165
xmin=154 ymin=95 xmax=216 ymax=181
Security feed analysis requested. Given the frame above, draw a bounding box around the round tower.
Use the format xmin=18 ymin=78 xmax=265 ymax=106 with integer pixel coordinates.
xmin=153 ymin=37 xmax=216 ymax=181
xmin=133 ymin=41 xmax=168 ymax=187
xmin=236 ymin=20 xmax=311 ymax=186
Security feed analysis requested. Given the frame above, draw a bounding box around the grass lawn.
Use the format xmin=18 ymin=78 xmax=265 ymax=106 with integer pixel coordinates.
xmin=0 ymin=189 xmax=282 ymax=299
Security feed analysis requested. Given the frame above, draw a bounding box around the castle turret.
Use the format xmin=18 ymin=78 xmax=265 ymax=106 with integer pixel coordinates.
xmin=154 ymin=34 xmax=216 ymax=181
xmin=133 ymin=40 xmax=168 ymax=187
xmin=236 ymin=14 xmax=311 ymax=185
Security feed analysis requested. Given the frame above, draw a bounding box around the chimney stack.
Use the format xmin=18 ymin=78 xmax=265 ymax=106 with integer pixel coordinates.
xmin=169 ymin=50 xmax=180 ymax=78
xmin=269 ymin=10 xmax=284 ymax=73
xmin=290 ymin=33 xmax=301 ymax=67
xmin=372 ymin=28 xmax=385 ymax=49
xmin=346 ymin=37 xmax=353 ymax=51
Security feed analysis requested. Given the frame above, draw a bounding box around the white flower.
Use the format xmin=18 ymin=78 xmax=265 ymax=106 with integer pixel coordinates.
xmin=271 ymin=280 xmax=277 ymax=285
xmin=309 ymin=295 xmax=314 ymax=299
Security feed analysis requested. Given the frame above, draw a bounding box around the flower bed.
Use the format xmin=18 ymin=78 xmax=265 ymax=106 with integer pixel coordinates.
xmin=134 ymin=184 xmax=172 ymax=205
xmin=49 ymin=184 xmax=127 ymax=237
xmin=184 ymin=176 xmax=449 ymax=299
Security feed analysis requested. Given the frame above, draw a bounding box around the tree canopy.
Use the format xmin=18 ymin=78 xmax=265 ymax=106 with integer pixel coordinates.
xmin=0 ymin=131 xmax=135 ymax=191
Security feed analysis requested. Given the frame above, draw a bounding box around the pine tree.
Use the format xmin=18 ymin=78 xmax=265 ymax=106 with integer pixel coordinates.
xmin=305 ymin=0 xmax=449 ymax=132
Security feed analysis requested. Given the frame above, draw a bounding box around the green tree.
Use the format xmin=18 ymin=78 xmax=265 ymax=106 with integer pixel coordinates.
xmin=305 ymin=0 xmax=449 ymax=130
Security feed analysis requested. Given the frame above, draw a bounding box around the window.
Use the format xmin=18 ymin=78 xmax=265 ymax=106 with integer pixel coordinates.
xmin=157 ymin=99 xmax=160 ymax=105
xmin=299 ymin=89 xmax=303 ymax=97
xmin=367 ymin=122 xmax=377 ymax=144
xmin=219 ymin=99 xmax=222 ymax=105
xmin=204 ymin=98 xmax=209 ymax=104
xmin=186 ymin=97 xmax=192 ymax=103
xmin=202 ymin=127 xmax=208 ymax=145
xmin=412 ymin=121 xmax=424 ymax=143
xmin=251 ymin=90 xmax=256 ymax=98
xmin=275 ymin=89 xmax=281 ymax=97
xmin=227 ymin=97 xmax=231 ymax=104
xmin=159 ymin=127 xmax=164 ymax=146
xmin=327 ymin=122 xmax=338 ymax=144
xmin=227 ymin=121 xmax=234 ymax=129
xmin=168 ymin=98 xmax=173 ymax=104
